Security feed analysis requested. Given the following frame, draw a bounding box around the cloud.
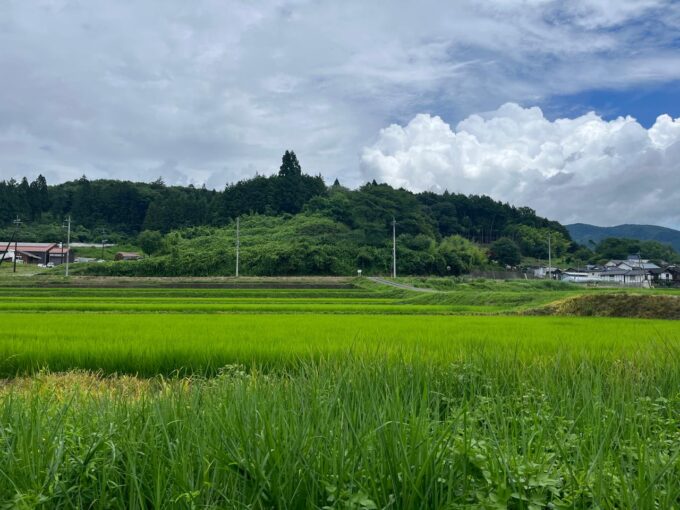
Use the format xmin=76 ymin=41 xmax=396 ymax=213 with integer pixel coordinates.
xmin=0 ymin=0 xmax=679 ymax=197
xmin=361 ymin=103 xmax=680 ymax=228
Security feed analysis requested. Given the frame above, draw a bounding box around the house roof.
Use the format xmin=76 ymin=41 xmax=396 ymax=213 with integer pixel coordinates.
xmin=0 ymin=242 xmax=58 ymax=253
xmin=600 ymin=269 xmax=648 ymax=276
xmin=116 ymin=252 xmax=142 ymax=257
xmin=647 ymin=268 xmax=672 ymax=275
xmin=16 ymin=250 xmax=41 ymax=260
xmin=48 ymin=247 xmax=71 ymax=255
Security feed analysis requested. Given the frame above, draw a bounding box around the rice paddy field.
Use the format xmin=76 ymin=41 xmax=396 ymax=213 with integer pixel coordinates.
xmin=0 ymin=278 xmax=679 ymax=508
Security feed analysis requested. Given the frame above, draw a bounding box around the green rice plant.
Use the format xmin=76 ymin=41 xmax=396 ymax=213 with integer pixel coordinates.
xmin=1 ymin=354 xmax=680 ymax=508
xmin=0 ymin=313 xmax=677 ymax=376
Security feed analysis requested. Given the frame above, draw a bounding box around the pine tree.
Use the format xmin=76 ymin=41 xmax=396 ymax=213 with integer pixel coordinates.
xmin=279 ymin=150 xmax=302 ymax=178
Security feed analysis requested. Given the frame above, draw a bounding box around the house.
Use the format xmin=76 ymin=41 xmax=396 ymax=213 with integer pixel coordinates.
xmin=0 ymin=242 xmax=74 ymax=265
xmin=605 ymin=260 xmax=634 ymax=270
xmin=561 ymin=271 xmax=591 ymax=283
xmin=653 ymin=265 xmax=680 ymax=285
xmin=47 ymin=246 xmax=71 ymax=265
xmin=604 ymin=257 xmax=660 ymax=271
xmin=585 ymin=265 xmax=605 ymax=280
xmin=531 ymin=266 xmax=561 ymax=279
xmin=598 ymin=269 xmax=651 ymax=286
xmin=114 ymin=252 xmax=143 ymax=261
xmin=667 ymin=266 xmax=680 ymax=283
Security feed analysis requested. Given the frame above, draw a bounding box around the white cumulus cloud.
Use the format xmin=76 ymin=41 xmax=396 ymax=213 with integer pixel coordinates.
xmin=361 ymin=103 xmax=680 ymax=228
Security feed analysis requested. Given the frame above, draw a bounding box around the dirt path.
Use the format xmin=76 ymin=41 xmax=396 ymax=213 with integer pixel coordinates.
xmin=367 ymin=277 xmax=439 ymax=293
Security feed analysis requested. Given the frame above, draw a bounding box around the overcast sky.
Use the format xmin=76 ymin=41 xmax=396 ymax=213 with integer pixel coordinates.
xmin=1 ymin=0 xmax=679 ymax=227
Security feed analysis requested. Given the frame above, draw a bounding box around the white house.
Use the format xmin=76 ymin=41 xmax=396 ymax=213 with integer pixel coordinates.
xmin=561 ymin=271 xmax=592 ymax=283
xmin=605 ymin=260 xmax=633 ymax=270
xmin=604 ymin=257 xmax=660 ymax=271
xmin=598 ymin=269 xmax=650 ymax=286
xmin=649 ymin=267 xmax=675 ymax=283
xmin=532 ymin=266 xmax=560 ymax=279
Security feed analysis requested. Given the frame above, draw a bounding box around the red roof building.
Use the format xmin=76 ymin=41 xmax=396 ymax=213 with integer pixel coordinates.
xmin=0 ymin=242 xmax=74 ymax=265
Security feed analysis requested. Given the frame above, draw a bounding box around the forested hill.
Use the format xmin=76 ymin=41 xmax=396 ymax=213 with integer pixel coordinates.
xmin=1 ymin=151 xmax=569 ymax=259
xmin=567 ymin=223 xmax=680 ymax=252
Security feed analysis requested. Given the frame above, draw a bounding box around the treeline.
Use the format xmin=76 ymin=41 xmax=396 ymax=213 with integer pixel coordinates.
xmin=1 ymin=151 xmax=568 ymax=241
xmin=589 ymin=237 xmax=679 ymax=264
xmin=0 ymin=151 xmax=325 ymax=237
xmin=2 ymin=151 xmax=592 ymax=275
xmin=7 ymin=150 xmax=678 ymax=276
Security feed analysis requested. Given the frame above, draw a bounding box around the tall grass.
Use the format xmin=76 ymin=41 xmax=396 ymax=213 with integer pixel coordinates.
xmin=1 ymin=354 xmax=680 ymax=508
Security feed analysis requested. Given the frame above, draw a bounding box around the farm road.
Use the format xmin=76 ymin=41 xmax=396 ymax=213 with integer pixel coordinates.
xmin=368 ymin=277 xmax=439 ymax=293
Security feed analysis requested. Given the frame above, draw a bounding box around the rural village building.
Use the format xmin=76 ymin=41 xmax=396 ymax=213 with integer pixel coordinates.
xmin=597 ymin=269 xmax=650 ymax=285
xmin=0 ymin=242 xmax=74 ymax=265
xmin=559 ymin=257 xmax=678 ymax=287
xmin=531 ymin=266 xmax=561 ymax=278
xmin=114 ymin=252 xmax=143 ymax=261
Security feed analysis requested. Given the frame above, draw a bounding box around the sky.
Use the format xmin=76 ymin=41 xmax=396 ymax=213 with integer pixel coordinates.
xmin=1 ymin=0 xmax=679 ymax=228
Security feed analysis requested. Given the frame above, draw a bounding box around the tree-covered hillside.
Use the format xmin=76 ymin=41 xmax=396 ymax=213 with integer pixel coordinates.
xmin=1 ymin=152 xmax=568 ymax=240
xmin=2 ymin=151 xmax=581 ymax=275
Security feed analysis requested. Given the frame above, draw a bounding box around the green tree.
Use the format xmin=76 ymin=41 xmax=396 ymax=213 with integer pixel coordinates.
xmin=490 ymin=237 xmax=521 ymax=266
xmin=137 ymin=230 xmax=164 ymax=256
xmin=278 ymin=150 xmax=302 ymax=178
xmin=639 ymin=240 xmax=678 ymax=263
xmin=438 ymin=235 xmax=487 ymax=273
xmin=506 ymin=225 xmax=569 ymax=258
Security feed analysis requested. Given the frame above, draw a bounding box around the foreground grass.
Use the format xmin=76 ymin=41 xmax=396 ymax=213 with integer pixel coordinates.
xmin=2 ymin=355 xmax=680 ymax=509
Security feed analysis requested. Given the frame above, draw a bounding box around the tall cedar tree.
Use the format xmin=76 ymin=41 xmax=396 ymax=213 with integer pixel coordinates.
xmin=278 ymin=150 xmax=302 ymax=177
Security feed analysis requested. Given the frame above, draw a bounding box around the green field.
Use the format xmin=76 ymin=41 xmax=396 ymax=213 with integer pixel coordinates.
xmin=0 ymin=278 xmax=679 ymax=508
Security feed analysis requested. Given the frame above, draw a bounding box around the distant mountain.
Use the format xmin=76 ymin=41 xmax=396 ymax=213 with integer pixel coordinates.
xmin=567 ymin=223 xmax=680 ymax=252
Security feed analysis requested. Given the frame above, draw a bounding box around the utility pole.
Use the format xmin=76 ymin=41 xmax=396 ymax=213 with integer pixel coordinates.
xmin=101 ymin=229 xmax=107 ymax=260
xmin=547 ymin=232 xmax=552 ymax=280
xmin=62 ymin=216 xmax=71 ymax=277
xmin=392 ymin=217 xmax=396 ymax=278
xmin=638 ymin=251 xmax=645 ymax=286
xmin=0 ymin=218 xmax=21 ymax=270
xmin=12 ymin=216 xmax=21 ymax=273
xmin=235 ymin=217 xmax=240 ymax=278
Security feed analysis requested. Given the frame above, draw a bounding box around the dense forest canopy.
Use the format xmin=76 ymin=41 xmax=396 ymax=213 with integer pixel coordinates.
xmin=0 ymin=151 xmax=567 ymax=241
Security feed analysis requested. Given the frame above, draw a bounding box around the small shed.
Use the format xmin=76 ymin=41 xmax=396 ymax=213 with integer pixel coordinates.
xmin=114 ymin=252 xmax=143 ymax=261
